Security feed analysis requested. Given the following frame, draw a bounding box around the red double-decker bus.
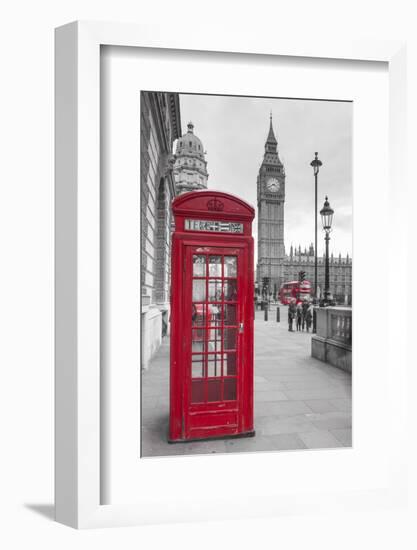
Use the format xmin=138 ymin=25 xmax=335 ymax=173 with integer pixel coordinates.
xmin=279 ymin=280 xmax=312 ymax=305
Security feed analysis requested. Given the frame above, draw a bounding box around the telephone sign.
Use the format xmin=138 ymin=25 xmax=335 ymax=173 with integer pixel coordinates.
xmin=184 ymin=219 xmax=244 ymax=233
xmin=169 ymin=190 xmax=255 ymax=442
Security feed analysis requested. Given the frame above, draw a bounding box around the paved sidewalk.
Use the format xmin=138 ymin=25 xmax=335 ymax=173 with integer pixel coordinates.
xmin=141 ymin=306 xmax=352 ymax=457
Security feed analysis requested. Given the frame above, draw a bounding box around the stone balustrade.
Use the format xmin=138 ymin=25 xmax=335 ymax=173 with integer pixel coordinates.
xmin=311 ymin=307 xmax=352 ymax=372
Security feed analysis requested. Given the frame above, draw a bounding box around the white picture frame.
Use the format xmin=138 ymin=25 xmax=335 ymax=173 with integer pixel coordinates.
xmin=55 ymin=21 xmax=407 ymax=529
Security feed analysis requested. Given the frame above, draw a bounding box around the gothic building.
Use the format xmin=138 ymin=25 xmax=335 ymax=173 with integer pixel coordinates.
xmin=173 ymin=121 xmax=208 ymax=194
xmin=141 ymin=91 xmax=181 ymax=369
xmin=256 ymin=114 xmax=352 ymax=305
xmin=256 ymin=114 xmax=286 ymax=291
xmin=284 ymin=245 xmax=352 ymax=305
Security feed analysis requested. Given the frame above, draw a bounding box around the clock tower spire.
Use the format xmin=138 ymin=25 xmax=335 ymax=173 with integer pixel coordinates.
xmin=266 ymin=111 xmax=277 ymax=149
xmin=257 ymin=114 xmax=286 ymax=294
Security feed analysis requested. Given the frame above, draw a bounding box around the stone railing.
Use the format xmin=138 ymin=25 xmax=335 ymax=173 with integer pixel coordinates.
xmin=311 ymin=307 xmax=352 ymax=372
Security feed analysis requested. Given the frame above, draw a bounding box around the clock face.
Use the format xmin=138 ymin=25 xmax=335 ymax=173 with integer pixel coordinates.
xmin=266 ymin=177 xmax=280 ymax=192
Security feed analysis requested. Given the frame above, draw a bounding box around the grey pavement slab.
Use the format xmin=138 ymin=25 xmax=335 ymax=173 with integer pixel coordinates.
xmin=267 ymin=433 xmax=307 ymax=451
xmin=298 ymin=430 xmax=344 ymax=449
xmin=303 ymin=399 xmax=339 ymax=413
xmin=312 ymin=411 xmax=352 ymax=431
xmin=283 ymin=388 xmax=351 ymax=401
xmin=255 ymin=400 xmax=312 ymax=417
xmin=329 ymin=398 xmax=352 ymax=412
xmin=255 ymin=390 xmax=289 ymax=402
xmin=282 ymin=379 xmax=344 ymax=390
xmin=330 ymin=428 xmax=353 ymax=446
xmin=256 ymin=415 xmax=318 ymax=436
xmin=224 ymin=435 xmax=278 ymax=453
xmin=141 ymin=307 xmax=352 ymax=457
xmin=255 ymin=381 xmax=287 ymax=391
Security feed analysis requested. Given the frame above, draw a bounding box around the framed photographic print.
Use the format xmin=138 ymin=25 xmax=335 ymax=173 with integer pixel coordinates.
xmin=55 ymin=21 xmax=407 ymax=528
xmin=139 ymin=91 xmax=352 ymax=457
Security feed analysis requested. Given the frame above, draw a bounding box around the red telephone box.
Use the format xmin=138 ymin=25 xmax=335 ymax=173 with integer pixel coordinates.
xmin=169 ymin=190 xmax=255 ymax=442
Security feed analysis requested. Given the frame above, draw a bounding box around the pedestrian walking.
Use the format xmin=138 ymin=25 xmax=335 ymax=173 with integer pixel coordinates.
xmin=288 ymin=298 xmax=297 ymax=332
xmin=301 ymin=298 xmax=309 ymax=331
xmin=305 ymin=302 xmax=313 ymax=333
xmin=296 ymin=302 xmax=303 ymax=331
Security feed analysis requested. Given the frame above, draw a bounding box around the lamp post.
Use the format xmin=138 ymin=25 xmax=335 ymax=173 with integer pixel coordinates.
xmin=320 ymin=196 xmax=334 ymax=306
xmin=310 ymin=152 xmax=322 ymax=330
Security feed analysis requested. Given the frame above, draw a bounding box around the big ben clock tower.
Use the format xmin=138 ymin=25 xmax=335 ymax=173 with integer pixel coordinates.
xmin=257 ymin=114 xmax=286 ymax=294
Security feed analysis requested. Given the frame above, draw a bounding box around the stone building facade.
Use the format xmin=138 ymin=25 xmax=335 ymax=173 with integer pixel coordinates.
xmin=141 ymin=91 xmax=181 ymax=369
xmin=173 ymin=121 xmax=208 ymax=194
xmin=284 ymin=244 xmax=352 ymax=305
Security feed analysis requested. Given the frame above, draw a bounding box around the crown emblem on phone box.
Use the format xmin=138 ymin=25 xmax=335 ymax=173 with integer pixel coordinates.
xmin=207 ymin=198 xmax=224 ymax=211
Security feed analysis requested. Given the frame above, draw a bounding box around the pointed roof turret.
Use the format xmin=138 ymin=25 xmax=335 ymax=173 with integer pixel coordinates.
xmin=263 ymin=112 xmax=281 ymax=160
xmin=266 ymin=111 xmax=278 ymax=145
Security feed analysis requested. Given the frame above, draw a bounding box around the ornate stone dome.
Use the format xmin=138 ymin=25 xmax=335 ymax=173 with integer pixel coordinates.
xmin=175 ymin=122 xmax=205 ymax=158
xmin=173 ymin=121 xmax=208 ymax=195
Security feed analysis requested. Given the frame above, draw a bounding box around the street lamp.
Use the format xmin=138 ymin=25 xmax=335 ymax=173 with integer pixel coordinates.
xmin=320 ymin=196 xmax=334 ymax=306
xmin=310 ymin=152 xmax=322 ymax=330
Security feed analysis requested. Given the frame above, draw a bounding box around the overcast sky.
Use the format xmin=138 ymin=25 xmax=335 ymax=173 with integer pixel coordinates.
xmin=175 ymin=93 xmax=352 ymax=260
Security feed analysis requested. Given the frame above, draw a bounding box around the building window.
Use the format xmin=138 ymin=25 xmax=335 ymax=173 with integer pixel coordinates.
xmin=154 ymin=179 xmax=170 ymax=304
